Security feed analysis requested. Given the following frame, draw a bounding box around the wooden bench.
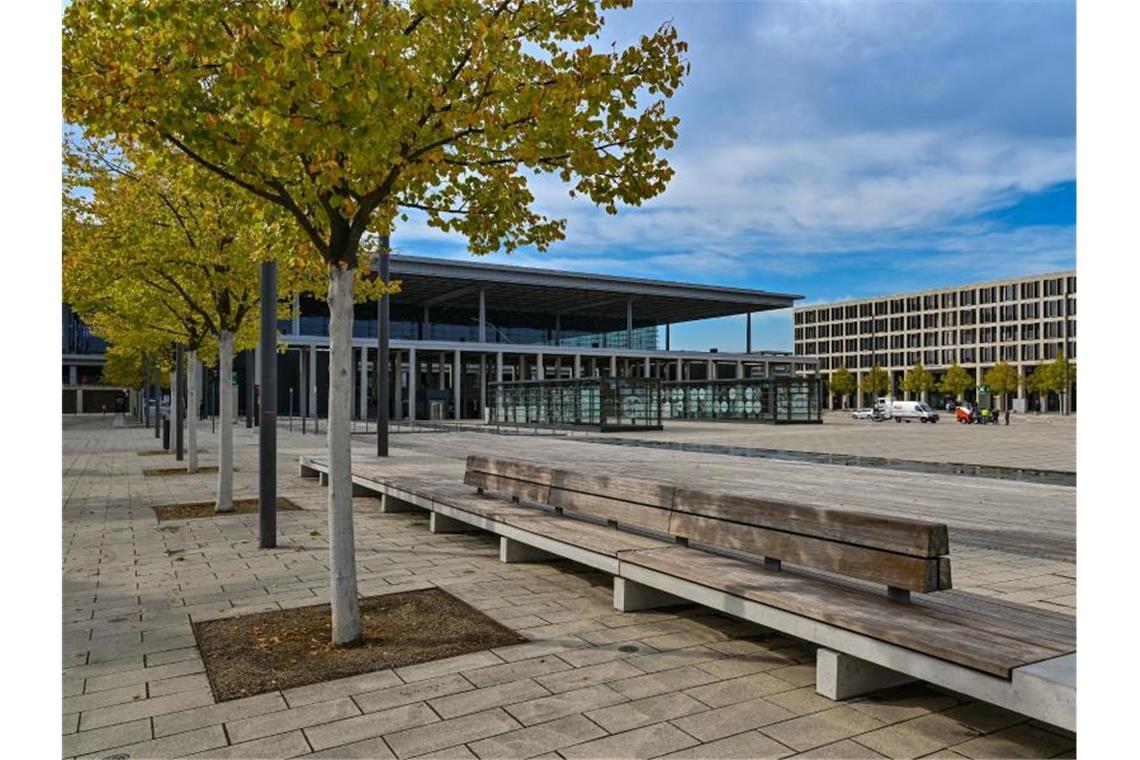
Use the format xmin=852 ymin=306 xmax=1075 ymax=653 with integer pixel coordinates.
xmin=461 ymin=455 xmax=1074 ymax=729
xmin=297 ymin=452 xmax=1075 ymax=731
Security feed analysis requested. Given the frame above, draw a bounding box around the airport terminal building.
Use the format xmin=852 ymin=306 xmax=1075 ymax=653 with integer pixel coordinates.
xmin=64 ymin=255 xmax=820 ymax=421
xmin=793 ymin=270 xmax=1076 ymax=412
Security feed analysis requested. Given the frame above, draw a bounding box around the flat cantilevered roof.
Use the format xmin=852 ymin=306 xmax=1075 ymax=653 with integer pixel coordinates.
xmin=387 ymin=255 xmax=802 ymax=325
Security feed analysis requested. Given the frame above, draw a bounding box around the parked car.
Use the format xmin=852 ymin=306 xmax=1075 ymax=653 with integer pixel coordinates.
xmin=889 ymin=400 xmax=940 ymax=423
xmin=851 ymin=408 xmax=882 ymax=421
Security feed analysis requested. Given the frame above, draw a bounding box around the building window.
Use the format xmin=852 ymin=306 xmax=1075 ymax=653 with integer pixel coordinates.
xmin=1000 ymin=284 xmax=1018 ymax=301
xmin=859 ymin=303 xmax=872 ymax=318
xmin=980 ymin=346 xmax=996 ymax=362
xmin=1066 ymin=275 xmax=1077 ymax=294
xmin=1021 ymin=324 xmax=1039 ymax=341
xmin=941 ymin=312 xmax=958 ymax=327
xmin=942 ymin=330 xmax=957 ymax=345
xmin=941 ymin=349 xmax=957 ymax=365
xmin=1001 ymin=325 xmax=1018 ymax=342
xmin=1021 ymin=344 xmax=1039 ymax=361
xmin=959 ymin=289 xmax=977 ymax=306
xmin=1020 ymin=281 xmax=1040 ymax=299
xmin=960 ymin=328 xmax=976 ymax=344
xmin=979 ymin=307 xmax=996 ymax=323
xmin=959 ymin=309 xmax=976 ymax=326
xmin=1020 ymin=302 xmax=1039 ymax=320
xmin=1045 ymin=278 xmax=1063 ymax=296
xmin=979 ymin=287 xmax=997 ymax=304
xmin=999 ymin=305 xmax=1018 ymax=321
xmin=960 ymin=348 xmax=976 ymax=363
xmin=980 ymin=327 xmax=997 ymax=343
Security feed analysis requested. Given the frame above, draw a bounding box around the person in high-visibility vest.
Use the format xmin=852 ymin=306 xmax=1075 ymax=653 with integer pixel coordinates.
xmin=981 ymin=407 xmax=990 ymax=424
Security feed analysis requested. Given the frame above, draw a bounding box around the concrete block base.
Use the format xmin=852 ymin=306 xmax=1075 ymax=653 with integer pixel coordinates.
xmin=613 ymin=577 xmax=686 ymax=612
xmin=816 ymin=648 xmax=915 ymax=700
xmin=352 ymin=482 xmax=378 ymax=498
xmin=380 ymin=494 xmax=422 ymax=514
xmin=500 ymin=537 xmax=558 ymax=564
xmin=430 ymin=512 xmax=477 ymax=534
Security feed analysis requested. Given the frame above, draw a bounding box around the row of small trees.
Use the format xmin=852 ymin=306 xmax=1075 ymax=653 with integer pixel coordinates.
xmin=828 ymin=356 xmax=1075 ymax=410
xmin=62 ymin=0 xmax=689 ymax=647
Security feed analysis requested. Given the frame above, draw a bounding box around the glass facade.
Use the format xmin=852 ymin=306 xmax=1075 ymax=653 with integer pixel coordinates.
xmin=662 ymin=378 xmax=822 ymax=424
xmin=489 ymin=378 xmax=664 ymax=431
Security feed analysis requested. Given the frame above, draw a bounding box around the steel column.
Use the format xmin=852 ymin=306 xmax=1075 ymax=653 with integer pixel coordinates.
xmin=258 ymin=260 xmax=277 ymax=549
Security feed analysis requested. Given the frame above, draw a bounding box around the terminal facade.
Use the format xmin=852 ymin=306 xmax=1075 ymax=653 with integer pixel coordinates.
xmin=793 ymin=270 xmax=1076 ymax=412
xmin=64 ymin=255 xmax=819 ymax=421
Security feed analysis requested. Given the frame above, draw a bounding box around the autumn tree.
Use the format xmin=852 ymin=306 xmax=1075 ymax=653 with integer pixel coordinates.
xmin=938 ymin=363 xmax=974 ymax=402
xmin=983 ymin=362 xmax=1020 ymax=411
xmin=900 ymin=363 xmax=935 ymax=401
xmin=64 ymin=0 xmax=688 ymax=646
xmin=828 ymin=366 xmax=856 ymax=409
xmin=859 ymin=365 xmax=891 ymax=404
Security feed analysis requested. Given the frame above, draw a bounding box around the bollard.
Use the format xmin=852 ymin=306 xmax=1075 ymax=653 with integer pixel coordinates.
xmin=162 ymin=418 xmax=171 ymax=450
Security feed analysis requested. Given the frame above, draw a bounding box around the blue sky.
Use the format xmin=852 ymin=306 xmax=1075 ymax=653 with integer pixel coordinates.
xmin=393 ymin=1 xmax=1076 ymax=351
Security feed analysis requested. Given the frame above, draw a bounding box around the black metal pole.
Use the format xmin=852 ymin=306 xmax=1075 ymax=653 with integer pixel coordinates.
xmin=175 ymin=344 xmax=185 ymax=461
xmin=376 ymin=235 xmax=390 ymax=457
xmin=245 ymin=350 xmax=255 ymax=428
xmin=259 ymin=261 xmax=278 ymax=549
xmin=153 ymin=361 xmax=160 ymax=438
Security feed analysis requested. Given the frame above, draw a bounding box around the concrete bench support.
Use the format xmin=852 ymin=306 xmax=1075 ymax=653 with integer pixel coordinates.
xmin=317 ymin=472 xmax=328 ymax=487
xmin=816 ymin=648 xmax=915 ymax=700
xmin=380 ymin=493 xmax=422 ymax=513
xmin=613 ymin=577 xmax=686 ymax=612
xmin=430 ymin=512 xmax=477 ymax=534
xmin=500 ymin=537 xmax=558 ymax=564
xmin=299 ymin=462 xmax=320 ymax=478
xmin=352 ymin=482 xmax=380 ymax=498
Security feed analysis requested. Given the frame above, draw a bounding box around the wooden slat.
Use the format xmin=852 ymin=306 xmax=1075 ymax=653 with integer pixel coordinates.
xmin=624 ymin=547 xmax=1068 ymax=678
xmin=672 ymin=488 xmax=949 ymax=558
xmin=466 ymin=455 xmax=555 ymax=486
xmin=500 ymin=515 xmax=672 ymax=557
xmin=550 ymin=470 xmax=676 ymax=509
xmin=463 ymin=470 xmax=551 ymax=505
xmin=670 ymin=512 xmax=942 ymax=593
xmin=547 ymin=488 xmax=673 ymax=533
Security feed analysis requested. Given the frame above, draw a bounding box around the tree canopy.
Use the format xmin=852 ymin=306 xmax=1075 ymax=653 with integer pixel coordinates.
xmin=938 ymin=363 xmax=974 ymax=399
xmin=63 ymin=0 xmax=689 ymax=267
xmin=859 ymin=365 xmax=891 ymax=397
xmin=900 ymin=363 xmax=935 ymax=396
xmin=829 ymin=366 xmax=856 ymax=398
xmin=983 ymin=362 xmax=1020 ymax=397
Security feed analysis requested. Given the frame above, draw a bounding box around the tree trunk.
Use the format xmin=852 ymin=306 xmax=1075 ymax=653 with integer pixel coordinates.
xmin=187 ymin=349 xmax=199 ymax=473
xmin=216 ymin=330 xmax=235 ymax=512
xmin=328 ymin=264 xmax=361 ymax=645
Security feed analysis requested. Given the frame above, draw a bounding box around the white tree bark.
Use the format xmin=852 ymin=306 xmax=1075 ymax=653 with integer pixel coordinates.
xmin=216 ymin=330 xmax=235 ymax=512
xmin=328 ymin=265 xmax=361 ymax=645
xmin=187 ymin=349 xmax=199 ymax=473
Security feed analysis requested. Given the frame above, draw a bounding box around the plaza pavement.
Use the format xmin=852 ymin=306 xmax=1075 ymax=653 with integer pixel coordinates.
xmin=62 ymin=416 xmax=1076 ymax=759
xmin=587 ymin=414 xmax=1076 ymax=473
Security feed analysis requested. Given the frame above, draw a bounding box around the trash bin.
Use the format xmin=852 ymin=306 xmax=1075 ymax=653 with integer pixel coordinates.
xmin=162 ymin=417 xmax=171 ymax=450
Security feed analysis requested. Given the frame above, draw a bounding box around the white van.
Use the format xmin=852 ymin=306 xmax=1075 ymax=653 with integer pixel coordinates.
xmin=889 ymin=400 xmax=940 ymax=423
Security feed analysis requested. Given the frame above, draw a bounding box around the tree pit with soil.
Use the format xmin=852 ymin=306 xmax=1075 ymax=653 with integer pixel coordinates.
xmin=192 ymin=588 xmax=526 ymax=701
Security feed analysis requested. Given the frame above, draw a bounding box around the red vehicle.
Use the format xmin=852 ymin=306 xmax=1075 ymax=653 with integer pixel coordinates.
xmin=955 ymin=405 xmax=979 ymax=424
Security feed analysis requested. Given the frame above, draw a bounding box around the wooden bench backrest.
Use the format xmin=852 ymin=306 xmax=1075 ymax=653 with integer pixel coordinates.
xmin=465 ymin=456 xmax=952 ymax=594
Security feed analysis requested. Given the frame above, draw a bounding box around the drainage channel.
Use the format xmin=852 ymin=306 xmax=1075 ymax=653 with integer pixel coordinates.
xmin=581 ymin=437 xmax=1077 ymax=487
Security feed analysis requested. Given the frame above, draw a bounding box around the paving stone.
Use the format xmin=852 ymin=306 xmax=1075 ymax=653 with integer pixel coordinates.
xmin=463 ymin=656 xmax=572 ymax=688
xmin=505 ymin=684 xmax=628 ymax=726
xmin=670 ymin=696 xmax=797 ymax=743
xmin=304 ymin=702 xmax=439 ymax=752
xmin=624 ymin=645 xmax=725 ymax=674
xmin=939 ymin=701 xmax=1028 ymax=734
xmin=413 ymin=743 xmax=479 ymax=759
xmin=282 ymin=668 xmax=404 ymax=708
xmin=395 ymin=651 xmax=503 ymax=682
xmin=492 ymin=636 xmax=590 ymax=663
xmin=556 ymin=640 xmax=659 ymax=668
xmin=82 ymin=657 xmax=205 ymax=693
xmin=793 ymin=739 xmax=888 ymax=758
xmin=190 ymin=729 xmax=312 ymax=758
xmin=761 ymin=705 xmax=886 ymax=753
xmin=354 ymin=673 xmax=473 ymax=714
xmin=154 ymin=692 xmax=288 ymax=737
xmin=63 ymin=712 xmax=80 ymax=736
xmin=429 ymin=678 xmax=549 ymax=719
xmin=535 ymin=660 xmax=645 ymax=694
xmin=769 ymin=664 xmax=818 ymax=688
xmin=468 ymin=714 xmax=608 ymax=758
xmin=661 ymin=730 xmax=795 ymax=758
xmin=852 ymin=713 xmax=982 ymax=759
xmin=609 ymin=665 xmax=721 ymax=700
xmin=149 ymin=672 xmax=213 ymax=697
xmin=79 ymin=687 xmax=216 ymax=731
xmin=685 ymin=671 xmax=791 ymax=708
xmin=764 ymin=687 xmax=842 ymax=716
xmin=227 ymin=695 xmax=361 ymax=744
xmin=63 ymin=683 xmax=148 ymax=715
xmin=384 ymin=707 xmax=521 ymax=758
xmin=561 ymin=722 xmax=700 ymax=759
xmin=585 ymin=691 xmax=707 ymax=734
xmin=76 ymin=725 xmax=227 ymax=760
xmin=950 ymin=723 xmax=1076 ymax=759
xmin=302 ymin=736 xmax=395 ymax=759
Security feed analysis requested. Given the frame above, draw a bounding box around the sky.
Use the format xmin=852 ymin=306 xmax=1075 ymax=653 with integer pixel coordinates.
xmin=391 ymin=0 xmax=1076 ymax=351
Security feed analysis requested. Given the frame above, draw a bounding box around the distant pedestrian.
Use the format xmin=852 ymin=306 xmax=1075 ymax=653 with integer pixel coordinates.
xmin=1004 ymin=409 xmax=1010 ymax=426
xmin=980 ymin=407 xmax=990 ymax=424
